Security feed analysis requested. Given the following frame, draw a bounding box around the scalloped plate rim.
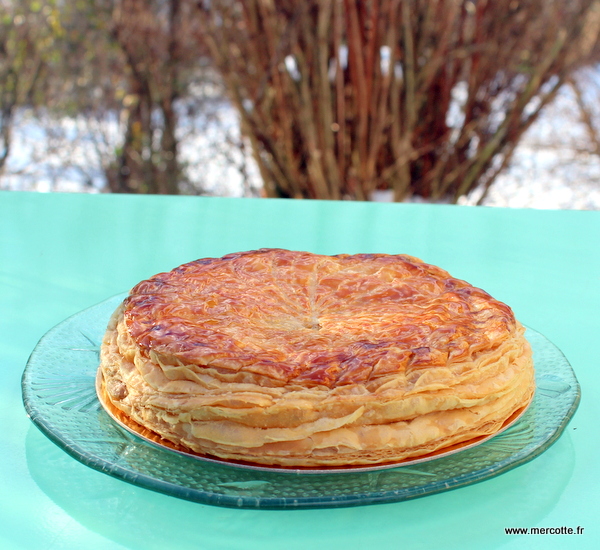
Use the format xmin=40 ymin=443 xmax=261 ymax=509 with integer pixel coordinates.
xmin=21 ymin=293 xmax=581 ymax=509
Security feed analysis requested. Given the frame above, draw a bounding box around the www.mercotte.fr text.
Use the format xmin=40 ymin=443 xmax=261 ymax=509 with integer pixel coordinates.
xmin=505 ymin=526 xmax=584 ymax=535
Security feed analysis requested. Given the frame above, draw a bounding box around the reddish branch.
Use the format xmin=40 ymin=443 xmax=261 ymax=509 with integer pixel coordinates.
xmin=198 ymin=0 xmax=599 ymax=201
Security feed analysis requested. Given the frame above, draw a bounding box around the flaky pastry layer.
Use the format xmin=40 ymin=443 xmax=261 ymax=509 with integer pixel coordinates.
xmin=99 ymin=249 xmax=535 ymax=467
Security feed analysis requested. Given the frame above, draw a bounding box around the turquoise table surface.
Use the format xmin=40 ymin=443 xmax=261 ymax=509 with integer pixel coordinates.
xmin=1 ymin=190 xmax=599 ymax=549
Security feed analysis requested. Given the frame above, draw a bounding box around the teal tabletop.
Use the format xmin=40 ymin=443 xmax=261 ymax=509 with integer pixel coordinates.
xmin=1 ymin=190 xmax=599 ymax=549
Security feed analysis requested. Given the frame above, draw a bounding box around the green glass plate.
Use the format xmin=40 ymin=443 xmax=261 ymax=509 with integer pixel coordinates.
xmin=22 ymin=294 xmax=580 ymax=509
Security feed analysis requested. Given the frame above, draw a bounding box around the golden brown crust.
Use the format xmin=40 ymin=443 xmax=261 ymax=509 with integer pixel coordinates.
xmin=99 ymin=249 xmax=535 ymax=467
xmin=123 ymin=249 xmax=516 ymax=387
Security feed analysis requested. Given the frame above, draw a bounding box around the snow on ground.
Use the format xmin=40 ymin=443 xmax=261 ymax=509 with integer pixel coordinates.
xmin=461 ymin=85 xmax=600 ymax=210
xmin=468 ymin=147 xmax=600 ymax=209
xmin=2 ymin=87 xmax=600 ymax=209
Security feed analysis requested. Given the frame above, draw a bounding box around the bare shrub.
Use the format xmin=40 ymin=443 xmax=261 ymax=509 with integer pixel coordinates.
xmin=0 ymin=1 xmax=51 ymax=177
xmin=198 ymin=0 xmax=600 ymax=201
xmin=1 ymin=0 xmax=256 ymax=196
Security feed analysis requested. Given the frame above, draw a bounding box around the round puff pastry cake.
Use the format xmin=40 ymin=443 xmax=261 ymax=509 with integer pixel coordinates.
xmin=98 ymin=249 xmax=535 ymax=468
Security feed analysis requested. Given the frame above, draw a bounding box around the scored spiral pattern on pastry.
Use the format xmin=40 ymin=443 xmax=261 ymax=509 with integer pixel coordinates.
xmin=99 ymin=249 xmax=535 ymax=467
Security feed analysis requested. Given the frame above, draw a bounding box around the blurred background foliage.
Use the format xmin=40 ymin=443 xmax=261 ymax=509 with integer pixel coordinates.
xmin=1 ymin=0 xmax=600 ymax=202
